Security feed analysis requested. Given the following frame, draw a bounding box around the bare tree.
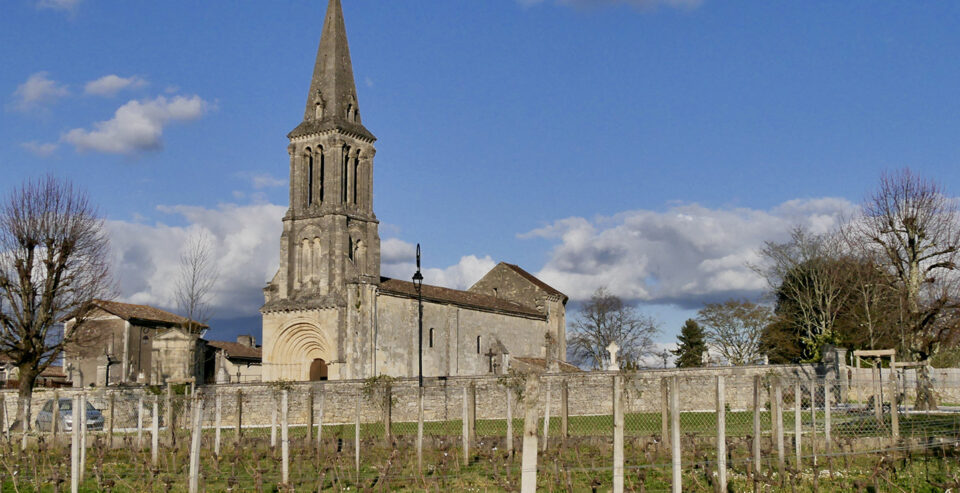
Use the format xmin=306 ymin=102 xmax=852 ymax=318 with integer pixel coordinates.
xmin=849 ymin=169 xmax=960 ymax=409
xmin=756 ymin=227 xmax=853 ymax=361
xmin=0 ymin=176 xmax=112 ymax=431
xmin=567 ymin=287 xmax=659 ymax=370
xmin=698 ymin=300 xmax=773 ymax=366
xmin=174 ymin=231 xmax=219 ymax=334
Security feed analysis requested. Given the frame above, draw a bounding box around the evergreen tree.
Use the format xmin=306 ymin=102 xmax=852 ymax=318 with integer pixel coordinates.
xmin=672 ymin=319 xmax=707 ymax=368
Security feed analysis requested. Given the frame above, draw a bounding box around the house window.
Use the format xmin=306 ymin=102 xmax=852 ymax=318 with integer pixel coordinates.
xmin=429 ymin=328 xmax=434 ymax=348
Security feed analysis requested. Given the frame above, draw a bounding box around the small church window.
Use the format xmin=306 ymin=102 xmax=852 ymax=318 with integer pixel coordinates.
xmin=307 ymin=153 xmax=314 ymax=205
xmin=318 ymin=150 xmax=325 ymax=202
xmin=429 ymin=328 xmax=434 ymax=348
xmin=476 ymin=336 xmax=481 ymax=354
xmin=353 ymin=153 xmax=360 ymax=204
xmin=341 ymin=146 xmax=349 ymax=203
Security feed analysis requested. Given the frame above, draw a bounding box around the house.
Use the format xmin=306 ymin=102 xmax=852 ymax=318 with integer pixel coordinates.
xmin=204 ymin=335 xmax=262 ymax=384
xmin=63 ymin=300 xmax=207 ymax=386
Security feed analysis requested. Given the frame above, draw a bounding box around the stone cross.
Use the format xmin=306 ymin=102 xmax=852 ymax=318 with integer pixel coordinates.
xmin=607 ymin=342 xmax=620 ymax=371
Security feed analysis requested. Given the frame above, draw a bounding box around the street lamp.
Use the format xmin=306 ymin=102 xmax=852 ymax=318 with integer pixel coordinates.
xmin=413 ymin=244 xmax=424 ymax=388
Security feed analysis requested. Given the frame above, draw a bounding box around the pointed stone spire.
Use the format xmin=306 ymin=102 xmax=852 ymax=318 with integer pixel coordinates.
xmin=289 ymin=0 xmax=375 ymax=141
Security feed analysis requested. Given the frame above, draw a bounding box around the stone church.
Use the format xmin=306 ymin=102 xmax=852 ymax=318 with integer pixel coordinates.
xmin=261 ymin=0 xmax=567 ymax=382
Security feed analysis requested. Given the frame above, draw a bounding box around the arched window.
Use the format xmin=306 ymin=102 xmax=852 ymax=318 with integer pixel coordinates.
xmin=429 ymin=328 xmax=434 ymax=348
xmin=353 ymin=153 xmax=360 ymax=204
xmin=476 ymin=336 xmax=481 ymax=354
xmin=341 ymin=146 xmax=349 ymax=203
xmin=318 ymin=151 xmax=325 ymax=202
xmin=307 ymin=152 xmax=314 ymax=206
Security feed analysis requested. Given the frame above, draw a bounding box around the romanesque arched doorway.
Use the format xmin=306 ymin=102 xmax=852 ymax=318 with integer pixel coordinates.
xmin=309 ymin=358 xmax=328 ymax=381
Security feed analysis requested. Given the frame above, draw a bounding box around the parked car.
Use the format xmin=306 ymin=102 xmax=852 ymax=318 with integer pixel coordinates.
xmin=35 ymin=398 xmax=104 ymax=432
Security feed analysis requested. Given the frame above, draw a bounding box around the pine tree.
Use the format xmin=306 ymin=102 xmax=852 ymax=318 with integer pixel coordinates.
xmin=672 ymin=319 xmax=707 ymax=368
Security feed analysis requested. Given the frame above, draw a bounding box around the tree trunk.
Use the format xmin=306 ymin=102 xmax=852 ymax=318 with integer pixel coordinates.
xmin=914 ymin=364 xmax=938 ymax=411
xmin=16 ymin=365 xmax=39 ymax=433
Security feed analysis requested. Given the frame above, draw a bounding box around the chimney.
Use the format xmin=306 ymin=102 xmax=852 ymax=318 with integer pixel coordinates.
xmin=237 ymin=335 xmax=255 ymax=348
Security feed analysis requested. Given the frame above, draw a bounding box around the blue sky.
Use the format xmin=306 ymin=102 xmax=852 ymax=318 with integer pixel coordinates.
xmin=3 ymin=0 xmax=960 ymax=346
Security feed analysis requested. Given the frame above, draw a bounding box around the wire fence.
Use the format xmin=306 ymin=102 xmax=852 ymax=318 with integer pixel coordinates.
xmin=1 ymin=369 xmax=959 ymax=491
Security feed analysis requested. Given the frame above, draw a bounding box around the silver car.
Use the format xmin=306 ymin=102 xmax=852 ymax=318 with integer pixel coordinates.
xmin=35 ymin=398 xmax=104 ymax=432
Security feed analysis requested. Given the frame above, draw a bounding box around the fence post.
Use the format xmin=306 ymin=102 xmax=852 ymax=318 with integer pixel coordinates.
xmin=281 ymin=389 xmax=289 ymax=485
xmin=716 ymin=375 xmax=727 ymax=493
xmin=152 ymin=395 xmax=159 ymax=467
xmin=79 ymin=392 xmax=87 ymax=480
xmin=166 ymin=383 xmax=173 ymax=447
xmin=188 ymin=393 xmax=203 ymax=493
xmin=520 ymin=373 xmax=541 ymax=493
xmin=774 ymin=377 xmax=784 ymax=478
xmin=355 ymin=387 xmax=361 ymax=474
xmin=541 ymin=381 xmax=551 ymax=452
xmin=612 ymin=374 xmax=624 ymax=493
xmin=307 ymin=387 xmax=314 ymax=447
xmin=671 ymin=375 xmax=681 ymax=493
xmin=383 ymin=384 xmax=393 ymax=444
xmin=271 ymin=393 xmax=278 ymax=450
xmin=794 ymin=381 xmax=801 ymax=469
xmin=824 ymin=379 xmax=832 ymax=454
xmin=661 ymin=378 xmax=670 ymax=451
xmin=890 ymin=378 xmax=899 ymax=443
xmin=236 ymin=389 xmax=243 ymax=446
xmin=0 ymin=394 xmax=6 ymax=443
xmin=462 ymin=386 xmax=470 ymax=465
xmin=506 ymin=386 xmax=514 ymax=457
xmin=417 ymin=386 xmax=424 ymax=471
xmin=560 ymin=380 xmax=569 ymax=446
xmin=108 ymin=392 xmax=115 ymax=448
xmin=317 ymin=386 xmax=325 ymax=452
xmin=71 ymin=394 xmax=80 ymax=493
xmin=753 ymin=375 xmax=761 ymax=475
xmin=215 ymin=391 xmax=222 ymax=457
xmin=20 ymin=394 xmax=28 ymax=451
xmin=810 ymin=382 xmax=817 ymax=467
xmin=137 ymin=394 xmax=144 ymax=449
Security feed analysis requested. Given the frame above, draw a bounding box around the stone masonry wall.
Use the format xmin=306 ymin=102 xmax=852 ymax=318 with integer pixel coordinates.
xmin=4 ymin=363 xmax=959 ymax=431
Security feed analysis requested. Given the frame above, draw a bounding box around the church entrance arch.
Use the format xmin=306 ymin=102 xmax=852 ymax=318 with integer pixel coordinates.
xmin=309 ymin=358 xmax=328 ymax=381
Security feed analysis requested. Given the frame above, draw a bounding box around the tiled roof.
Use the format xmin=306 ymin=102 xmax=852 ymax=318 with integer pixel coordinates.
xmin=379 ymin=278 xmax=544 ymax=319
xmin=87 ymin=300 xmax=208 ymax=329
xmin=502 ymin=263 xmax=568 ymax=303
xmin=207 ymin=341 xmax=262 ymax=361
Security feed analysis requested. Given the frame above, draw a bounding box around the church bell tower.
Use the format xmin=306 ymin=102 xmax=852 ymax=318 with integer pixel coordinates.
xmin=273 ymin=0 xmax=379 ymax=300
xmin=262 ymin=0 xmax=380 ymax=381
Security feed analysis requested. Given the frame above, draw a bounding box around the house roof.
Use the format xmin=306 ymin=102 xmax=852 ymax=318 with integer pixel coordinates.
xmin=85 ymin=300 xmax=208 ymax=329
xmin=207 ymin=340 xmax=262 ymax=361
xmin=501 ymin=263 xmax=568 ymax=303
xmin=379 ymin=277 xmax=544 ymax=319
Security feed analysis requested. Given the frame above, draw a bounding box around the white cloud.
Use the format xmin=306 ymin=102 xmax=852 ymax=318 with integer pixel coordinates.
xmin=108 ymin=202 xmax=286 ymax=318
xmin=20 ymin=141 xmax=58 ymax=157
xmin=36 ymin=0 xmax=80 ymax=12
xmin=62 ymin=94 xmax=209 ymax=154
xmin=525 ymin=198 xmax=856 ymax=307
xmin=380 ymin=238 xmax=497 ymax=290
xmin=519 ymin=0 xmax=702 ymax=10
xmin=11 ymin=72 xmax=69 ymax=111
xmin=237 ymin=172 xmax=286 ymax=190
xmin=84 ymin=75 xmax=148 ymax=97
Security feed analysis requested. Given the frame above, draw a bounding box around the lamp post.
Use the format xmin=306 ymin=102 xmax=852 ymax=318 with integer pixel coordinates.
xmin=413 ymin=244 xmax=424 ymax=388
